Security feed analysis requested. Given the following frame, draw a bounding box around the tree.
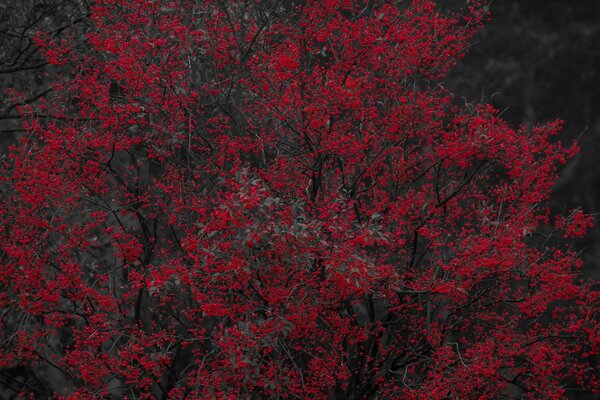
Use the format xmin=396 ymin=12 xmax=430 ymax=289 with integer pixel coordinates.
xmin=0 ymin=0 xmax=90 ymax=139
xmin=0 ymin=0 xmax=597 ymax=398
xmin=448 ymin=0 xmax=600 ymax=279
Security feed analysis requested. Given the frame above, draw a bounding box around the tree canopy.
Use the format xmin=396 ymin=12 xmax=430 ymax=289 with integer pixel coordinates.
xmin=0 ymin=1 xmax=597 ymax=398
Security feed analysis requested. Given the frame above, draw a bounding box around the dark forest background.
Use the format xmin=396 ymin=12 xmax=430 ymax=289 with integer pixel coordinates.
xmin=0 ymin=0 xmax=598 ymax=397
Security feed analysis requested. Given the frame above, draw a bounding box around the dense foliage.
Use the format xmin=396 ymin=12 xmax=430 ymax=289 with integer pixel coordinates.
xmin=0 ymin=0 xmax=597 ymax=398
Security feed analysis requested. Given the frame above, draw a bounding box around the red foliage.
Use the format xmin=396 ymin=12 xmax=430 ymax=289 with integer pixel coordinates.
xmin=1 ymin=0 xmax=597 ymax=398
